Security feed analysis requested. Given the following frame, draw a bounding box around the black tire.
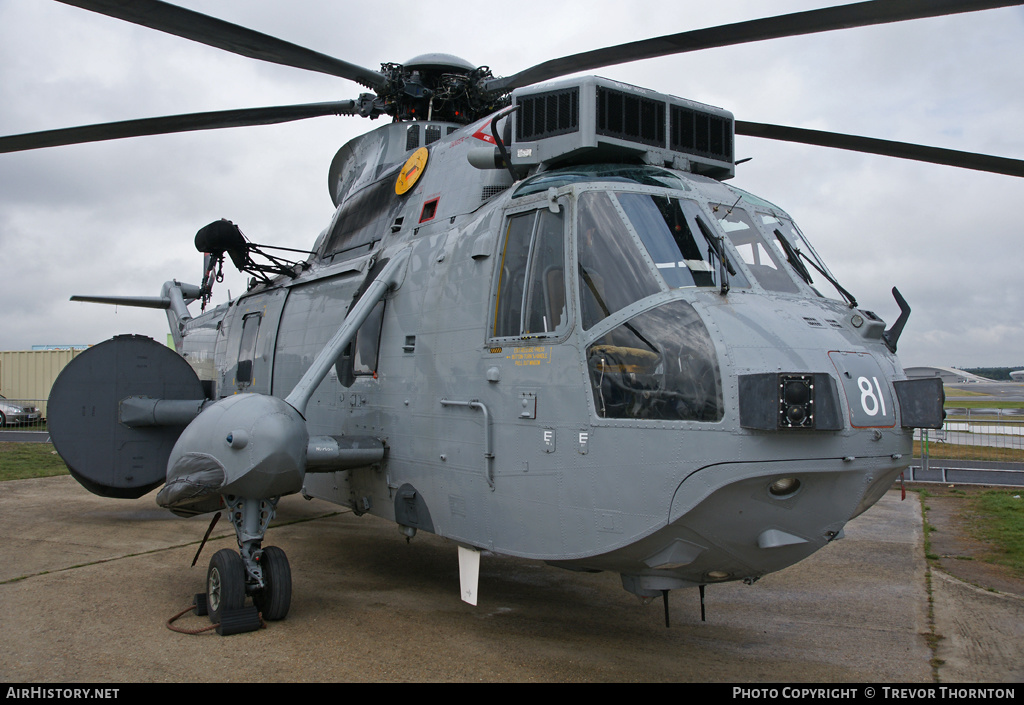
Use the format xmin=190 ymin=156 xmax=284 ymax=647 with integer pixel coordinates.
xmin=207 ymin=549 xmax=245 ymax=625
xmin=253 ymin=546 xmax=291 ymax=621
xmin=0 ymin=412 xmax=6 ymax=428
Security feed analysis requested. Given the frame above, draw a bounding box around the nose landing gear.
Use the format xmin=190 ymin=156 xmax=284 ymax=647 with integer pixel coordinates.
xmin=203 ymin=495 xmax=292 ymax=634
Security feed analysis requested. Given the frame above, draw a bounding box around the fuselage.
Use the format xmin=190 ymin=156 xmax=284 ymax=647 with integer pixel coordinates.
xmin=178 ymin=115 xmax=926 ymax=595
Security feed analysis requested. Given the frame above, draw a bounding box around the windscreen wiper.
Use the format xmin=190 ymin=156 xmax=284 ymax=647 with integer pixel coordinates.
xmin=773 ymin=228 xmax=858 ymax=308
xmin=772 ymin=228 xmax=814 ymax=285
xmin=695 ymin=216 xmax=734 ymax=295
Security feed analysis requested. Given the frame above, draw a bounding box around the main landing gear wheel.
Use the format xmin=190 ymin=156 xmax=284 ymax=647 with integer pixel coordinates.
xmin=253 ymin=546 xmax=292 ymax=621
xmin=207 ymin=549 xmax=245 ymax=624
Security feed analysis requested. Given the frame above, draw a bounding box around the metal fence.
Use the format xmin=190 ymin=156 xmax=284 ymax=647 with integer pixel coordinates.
xmin=912 ymin=415 xmax=1024 ymax=486
xmin=0 ymin=399 xmax=47 ymax=432
xmin=917 ymin=417 xmax=1024 ymax=455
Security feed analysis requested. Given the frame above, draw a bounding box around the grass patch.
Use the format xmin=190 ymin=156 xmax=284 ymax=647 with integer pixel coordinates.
xmin=912 ymin=441 xmax=1024 ymax=463
xmin=967 ymin=490 xmax=1024 ymax=577
xmin=0 ymin=443 xmax=69 ymax=481
xmin=943 ymin=387 xmax=989 ymax=398
xmin=0 ymin=422 xmax=48 ymax=434
xmin=916 ymin=489 xmax=939 ymax=562
xmin=915 ymin=488 xmax=945 ymax=681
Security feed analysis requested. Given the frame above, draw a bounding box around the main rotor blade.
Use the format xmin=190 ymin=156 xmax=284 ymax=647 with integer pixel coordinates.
xmin=484 ymin=0 xmax=1024 ymax=94
xmin=55 ymin=0 xmax=387 ymax=91
xmin=735 ymin=121 xmax=1024 ymax=178
xmin=0 ymin=102 xmax=363 ymax=153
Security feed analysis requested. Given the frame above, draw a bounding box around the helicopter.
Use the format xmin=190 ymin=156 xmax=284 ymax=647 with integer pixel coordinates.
xmin=2 ymin=0 xmax=1022 ymax=633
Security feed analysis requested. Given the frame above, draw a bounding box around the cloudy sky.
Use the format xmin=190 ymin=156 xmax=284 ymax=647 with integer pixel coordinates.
xmin=1 ymin=0 xmax=1022 ymax=370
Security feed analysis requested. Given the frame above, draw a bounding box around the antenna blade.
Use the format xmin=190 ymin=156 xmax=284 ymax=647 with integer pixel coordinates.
xmin=55 ymin=0 xmax=387 ymax=90
xmin=735 ymin=121 xmax=1024 ymax=178
xmin=484 ymin=0 xmax=1024 ymax=94
xmin=0 ymin=101 xmax=360 ymax=153
xmin=458 ymin=546 xmax=481 ymax=606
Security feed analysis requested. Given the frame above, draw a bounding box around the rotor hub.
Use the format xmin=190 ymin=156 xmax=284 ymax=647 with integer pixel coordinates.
xmin=380 ymin=55 xmax=507 ymax=124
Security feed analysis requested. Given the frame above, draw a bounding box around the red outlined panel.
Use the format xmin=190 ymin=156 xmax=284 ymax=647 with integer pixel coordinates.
xmin=419 ymin=197 xmax=440 ymax=223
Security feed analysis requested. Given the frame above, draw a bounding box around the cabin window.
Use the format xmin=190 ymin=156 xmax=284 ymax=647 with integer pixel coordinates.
xmin=712 ymin=204 xmax=799 ymax=293
xmin=336 ymin=299 xmax=385 ymax=387
xmin=577 ymin=191 xmax=662 ymax=330
xmin=493 ymin=208 xmax=568 ymax=339
xmin=354 ymin=300 xmax=385 ymax=376
xmin=236 ymin=312 xmax=262 ymax=387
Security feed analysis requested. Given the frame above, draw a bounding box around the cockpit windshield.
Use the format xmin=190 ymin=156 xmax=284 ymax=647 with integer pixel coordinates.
xmin=576 ymin=190 xmax=749 ymax=329
xmin=756 ymin=212 xmax=850 ymax=303
xmin=711 ymin=203 xmax=800 ymax=294
xmin=517 ymin=168 xmax=855 ymax=339
xmin=616 ymin=192 xmax=747 ymax=290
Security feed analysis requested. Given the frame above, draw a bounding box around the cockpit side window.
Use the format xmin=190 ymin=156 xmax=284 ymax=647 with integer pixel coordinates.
xmin=577 ymin=191 xmax=662 ymax=330
xmin=492 ymin=208 xmax=568 ymax=339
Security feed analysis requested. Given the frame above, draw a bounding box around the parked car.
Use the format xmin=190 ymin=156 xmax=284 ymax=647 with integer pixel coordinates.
xmin=0 ymin=395 xmax=41 ymax=427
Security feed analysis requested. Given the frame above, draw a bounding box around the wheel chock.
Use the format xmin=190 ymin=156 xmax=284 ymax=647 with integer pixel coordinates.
xmin=215 ymin=606 xmax=262 ymax=636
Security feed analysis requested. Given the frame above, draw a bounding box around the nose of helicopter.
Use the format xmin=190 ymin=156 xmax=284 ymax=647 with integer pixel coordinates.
xmin=622 ymin=455 xmax=908 ymax=595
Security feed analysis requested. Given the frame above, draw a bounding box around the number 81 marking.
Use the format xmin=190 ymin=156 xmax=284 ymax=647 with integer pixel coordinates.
xmin=857 ymin=376 xmax=886 ymax=416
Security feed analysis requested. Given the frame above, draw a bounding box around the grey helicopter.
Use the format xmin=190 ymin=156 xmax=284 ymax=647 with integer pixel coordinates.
xmin=3 ymin=0 xmax=1022 ymax=634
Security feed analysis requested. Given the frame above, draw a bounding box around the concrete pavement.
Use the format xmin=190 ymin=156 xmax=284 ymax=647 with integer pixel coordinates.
xmin=0 ymin=476 xmax=1014 ymax=682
